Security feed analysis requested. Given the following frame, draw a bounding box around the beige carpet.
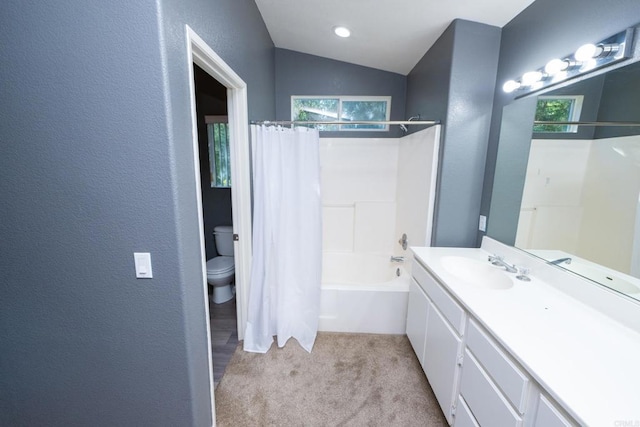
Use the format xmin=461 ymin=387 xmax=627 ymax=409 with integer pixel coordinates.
xmin=214 ymin=332 xmax=447 ymax=426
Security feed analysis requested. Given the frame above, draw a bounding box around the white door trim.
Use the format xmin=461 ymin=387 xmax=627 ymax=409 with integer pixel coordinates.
xmin=185 ymin=25 xmax=253 ymax=424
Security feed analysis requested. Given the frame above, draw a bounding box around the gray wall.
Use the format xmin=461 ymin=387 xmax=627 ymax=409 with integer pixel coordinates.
xmin=275 ymin=48 xmax=407 ymax=138
xmin=595 ymin=61 xmax=640 ymax=139
xmin=0 ymin=0 xmax=274 ymax=425
xmin=486 ymin=97 xmax=538 ymax=244
xmin=480 ymin=0 xmax=640 ymax=245
xmin=406 ymin=19 xmax=501 ymax=247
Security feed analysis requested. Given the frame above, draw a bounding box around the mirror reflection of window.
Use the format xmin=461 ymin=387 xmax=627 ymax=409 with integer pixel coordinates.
xmin=205 ymin=115 xmax=231 ymax=188
xmin=533 ymin=95 xmax=583 ymax=133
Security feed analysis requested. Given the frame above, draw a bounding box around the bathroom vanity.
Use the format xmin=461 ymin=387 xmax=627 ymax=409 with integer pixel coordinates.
xmin=407 ymin=238 xmax=640 ymax=426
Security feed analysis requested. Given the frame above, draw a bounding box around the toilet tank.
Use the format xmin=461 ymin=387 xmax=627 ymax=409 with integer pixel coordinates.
xmin=214 ymin=225 xmax=234 ymax=256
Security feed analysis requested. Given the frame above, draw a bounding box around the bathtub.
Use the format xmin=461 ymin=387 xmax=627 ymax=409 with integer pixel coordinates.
xmin=318 ymin=253 xmax=410 ymax=334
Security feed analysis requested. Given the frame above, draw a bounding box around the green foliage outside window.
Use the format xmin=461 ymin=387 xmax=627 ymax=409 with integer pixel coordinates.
xmin=207 ymin=122 xmax=231 ymax=188
xmin=533 ymin=98 xmax=577 ymax=133
xmin=292 ymin=98 xmax=339 ymax=131
xmin=341 ymin=100 xmax=387 ymax=129
xmin=292 ymin=97 xmax=390 ymax=131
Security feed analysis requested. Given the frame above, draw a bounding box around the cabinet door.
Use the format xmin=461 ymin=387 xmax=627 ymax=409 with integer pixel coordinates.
xmin=406 ymin=278 xmax=430 ymax=369
xmin=455 ymin=395 xmax=480 ymax=427
xmin=424 ymin=303 xmax=463 ymax=424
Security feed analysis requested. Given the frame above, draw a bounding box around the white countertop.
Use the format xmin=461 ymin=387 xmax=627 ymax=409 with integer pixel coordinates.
xmin=411 ymin=246 xmax=640 ymax=427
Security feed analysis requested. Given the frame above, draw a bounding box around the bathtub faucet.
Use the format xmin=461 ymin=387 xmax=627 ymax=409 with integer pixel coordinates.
xmin=390 ymin=256 xmax=405 ymax=263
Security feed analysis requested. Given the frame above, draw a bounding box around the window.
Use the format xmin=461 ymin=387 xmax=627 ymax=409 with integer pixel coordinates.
xmin=291 ymin=96 xmax=391 ymax=131
xmin=533 ymin=95 xmax=584 ymax=133
xmin=206 ymin=115 xmax=231 ymax=188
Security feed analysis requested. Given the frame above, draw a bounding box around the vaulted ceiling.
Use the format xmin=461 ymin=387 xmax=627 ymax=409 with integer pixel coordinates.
xmin=255 ymin=0 xmax=536 ymax=75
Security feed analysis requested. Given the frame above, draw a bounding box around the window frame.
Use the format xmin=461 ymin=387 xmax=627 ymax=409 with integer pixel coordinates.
xmin=291 ymin=95 xmax=392 ymax=131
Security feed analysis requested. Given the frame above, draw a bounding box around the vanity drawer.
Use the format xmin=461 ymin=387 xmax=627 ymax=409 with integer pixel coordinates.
xmin=460 ymin=349 xmax=523 ymax=427
xmin=412 ymin=259 xmax=465 ymax=335
xmin=455 ymin=395 xmax=480 ymax=427
xmin=466 ymin=319 xmax=530 ymax=413
xmin=534 ymin=394 xmax=575 ymax=427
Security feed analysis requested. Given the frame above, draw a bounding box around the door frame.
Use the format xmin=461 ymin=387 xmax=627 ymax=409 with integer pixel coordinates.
xmin=185 ymin=24 xmax=252 ymax=412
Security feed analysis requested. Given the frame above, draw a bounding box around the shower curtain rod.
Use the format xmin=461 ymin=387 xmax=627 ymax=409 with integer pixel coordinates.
xmin=251 ymin=120 xmax=440 ymax=126
xmin=534 ymin=120 xmax=640 ymax=127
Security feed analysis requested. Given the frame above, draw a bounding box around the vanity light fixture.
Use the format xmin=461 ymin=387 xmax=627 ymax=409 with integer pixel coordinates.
xmin=502 ymin=27 xmax=634 ymax=95
xmin=544 ymin=58 xmax=578 ymax=75
xmin=502 ymin=80 xmax=521 ymax=93
xmin=574 ymin=43 xmax=620 ymax=61
xmin=521 ymin=70 xmax=544 ymax=85
xmin=333 ymin=26 xmax=351 ymax=38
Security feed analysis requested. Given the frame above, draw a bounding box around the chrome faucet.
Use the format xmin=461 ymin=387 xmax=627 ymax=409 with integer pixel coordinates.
xmin=548 ymin=257 xmax=572 ymax=265
xmin=390 ymin=256 xmax=405 ymax=263
xmin=487 ymin=254 xmax=518 ymax=273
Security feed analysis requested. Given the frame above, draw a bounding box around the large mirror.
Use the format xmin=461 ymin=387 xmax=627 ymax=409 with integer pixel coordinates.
xmin=488 ymin=60 xmax=640 ymax=301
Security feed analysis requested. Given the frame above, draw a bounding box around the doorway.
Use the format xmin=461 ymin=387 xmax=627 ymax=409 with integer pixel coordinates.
xmin=185 ymin=25 xmax=252 ymax=418
xmin=193 ymin=64 xmax=238 ymax=387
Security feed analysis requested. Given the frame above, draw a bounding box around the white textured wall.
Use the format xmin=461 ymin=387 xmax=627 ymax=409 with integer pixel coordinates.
xmin=578 ymin=135 xmax=640 ymax=273
xmin=320 ymin=128 xmax=440 ymax=262
xmin=394 ymin=126 xmax=440 ymax=255
xmin=320 ymin=138 xmax=399 ymax=254
xmin=517 ymin=136 xmax=640 ymax=275
xmin=516 ymin=139 xmax=591 ymax=252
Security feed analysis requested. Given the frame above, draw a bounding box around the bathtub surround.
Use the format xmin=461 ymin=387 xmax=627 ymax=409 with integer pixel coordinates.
xmin=320 ymin=127 xmax=440 ymax=259
xmin=318 ymin=127 xmax=440 ymax=334
xmin=394 ymin=125 xmax=441 ymax=255
xmin=244 ymin=125 xmax=322 ymax=353
xmin=215 ymin=332 xmax=447 ymax=426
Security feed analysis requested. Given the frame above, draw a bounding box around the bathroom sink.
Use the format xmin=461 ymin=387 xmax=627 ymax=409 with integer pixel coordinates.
xmin=440 ymin=256 xmax=514 ymax=290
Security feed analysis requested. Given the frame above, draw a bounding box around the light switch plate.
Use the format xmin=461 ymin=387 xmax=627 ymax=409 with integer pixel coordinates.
xmin=479 ymin=215 xmax=487 ymax=232
xmin=134 ymin=252 xmax=153 ymax=279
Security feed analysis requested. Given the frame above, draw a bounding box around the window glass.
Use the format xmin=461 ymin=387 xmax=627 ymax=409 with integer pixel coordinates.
xmin=533 ymin=96 xmax=583 ymax=133
xmin=292 ymin=98 xmax=339 ymax=131
xmin=291 ymin=96 xmax=391 ymax=131
xmin=341 ymin=100 xmax=388 ymax=130
xmin=206 ymin=116 xmax=231 ymax=188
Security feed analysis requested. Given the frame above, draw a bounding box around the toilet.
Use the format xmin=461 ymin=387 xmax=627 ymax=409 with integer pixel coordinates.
xmin=206 ymin=225 xmax=235 ymax=304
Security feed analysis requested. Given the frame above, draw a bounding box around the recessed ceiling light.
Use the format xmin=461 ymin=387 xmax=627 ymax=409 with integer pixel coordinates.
xmin=333 ymin=26 xmax=351 ymax=38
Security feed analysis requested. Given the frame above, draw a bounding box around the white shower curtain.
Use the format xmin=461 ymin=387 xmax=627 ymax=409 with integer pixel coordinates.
xmin=243 ymin=125 xmax=322 ymax=353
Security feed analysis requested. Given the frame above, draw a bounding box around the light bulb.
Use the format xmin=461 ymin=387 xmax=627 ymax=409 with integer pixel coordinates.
xmin=575 ymin=43 xmax=601 ymax=61
xmin=545 ymin=59 xmax=569 ymax=75
xmin=521 ymin=71 xmax=543 ymax=86
xmin=580 ymin=59 xmax=598 ymax=72
xmin=333 ymin=26 xmax=351 ymax=38
xmin=502 ymin=80 xmax=521 ymax=93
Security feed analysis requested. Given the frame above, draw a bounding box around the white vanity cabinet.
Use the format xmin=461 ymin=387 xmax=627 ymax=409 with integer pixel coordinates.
xmin=533 ymin=394 xmax=575 ymax=427
xmin=407 ymin=256 xmax=578 ymax=427
xmin=406 ymin=278 xmax=430 ymax=367
xmin=458 ymin=319 xmax=529 ymax=426
xmin=407 ymin=259 xmax=466 ymax=424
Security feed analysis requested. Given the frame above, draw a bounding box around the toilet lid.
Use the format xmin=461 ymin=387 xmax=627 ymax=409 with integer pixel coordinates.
xmin=207 ymin=256 xmax=234 ymax=274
